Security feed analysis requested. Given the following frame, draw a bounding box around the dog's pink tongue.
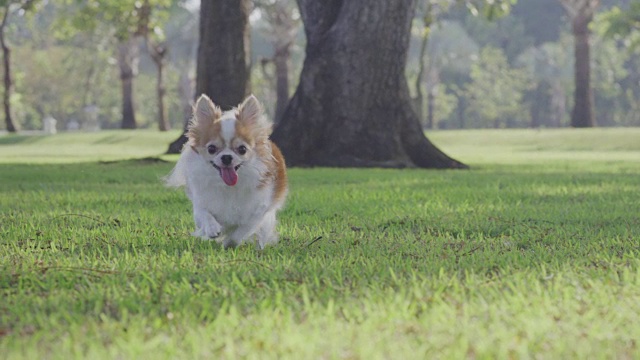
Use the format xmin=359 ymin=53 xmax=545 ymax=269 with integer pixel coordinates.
xmin=220 ymin=167 xmax=238 ymax=186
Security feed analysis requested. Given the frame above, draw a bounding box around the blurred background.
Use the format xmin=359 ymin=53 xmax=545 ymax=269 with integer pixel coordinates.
xmin=0 ymin=0 xmax=637 ymax=133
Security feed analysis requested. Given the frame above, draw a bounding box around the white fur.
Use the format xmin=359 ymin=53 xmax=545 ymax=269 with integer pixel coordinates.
xmin=165 ymin=125 xmax=283 ymax=249
xmin=220 ymin=116 xmax=236 ymax=143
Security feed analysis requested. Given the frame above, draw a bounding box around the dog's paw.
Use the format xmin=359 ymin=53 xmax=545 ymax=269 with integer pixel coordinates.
xmin=191 ymin=223 xmax=222 ymax=240
xmin=223 ymin=238 xmax=240 ymax=249
xmin=191 ymin=228 xmax=206 ymax=238
xmin=203 ymin=221 xmax=222 ymax=239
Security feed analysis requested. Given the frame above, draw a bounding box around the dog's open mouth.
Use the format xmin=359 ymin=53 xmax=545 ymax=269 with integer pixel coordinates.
xmin=210 ymin=162 xmax=242 ymax=186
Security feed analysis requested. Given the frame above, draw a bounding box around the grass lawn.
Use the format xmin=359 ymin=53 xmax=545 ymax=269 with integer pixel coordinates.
xmin=1 ymin=128 xmax=639 ymax=359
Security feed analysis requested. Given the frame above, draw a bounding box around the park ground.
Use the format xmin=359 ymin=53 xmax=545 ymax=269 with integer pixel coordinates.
xmin=1 ymin=128 xmax=639 ymax=358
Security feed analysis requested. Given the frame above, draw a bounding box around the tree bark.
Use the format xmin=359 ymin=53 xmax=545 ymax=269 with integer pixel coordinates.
xmin=570 ymin=12 xmax=596 ymax=127
xmin=273 ymin=43 xmax=291 ymax=123
xmin=0 ymin=8 xmax=16 ymax=133
xmin=427 ymin=89 xmax=435 ymax=129
xmin=195 ymin=0 xmax=250 ymax=107
xmin=271 ymin=0 xmax=466 ymax=168
xmin=167 ymin=0 xmax=251 ymax=154
xmin=147 ymin=41 xmax=169 ymax=131
xmin=413 ymin=4 xmax=432 ymax=124
xmin=117 ymin=38 xmax=139 ymax=129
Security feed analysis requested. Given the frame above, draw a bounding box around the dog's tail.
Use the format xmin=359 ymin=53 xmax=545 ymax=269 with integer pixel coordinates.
xmin=163 ymin=148 xmax=188 ymax=188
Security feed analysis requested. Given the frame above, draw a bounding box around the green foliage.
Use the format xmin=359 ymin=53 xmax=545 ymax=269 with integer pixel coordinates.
xmin=598 ymin=3 xmax=640 ymax=49
xmin=463 ymin=0 xmax=517 ymax=19
xmin=464 ymin=47 xmax=532 ymax=127
xmin=56 ymin=0 xmax=172 ymax=41
xmin=464 ymin=13 xmax=534 ymax=62
xmin=0 ymin=0 xmax=38 ymax=12
xmin=1 ymin=129 xmax=640 ymax=357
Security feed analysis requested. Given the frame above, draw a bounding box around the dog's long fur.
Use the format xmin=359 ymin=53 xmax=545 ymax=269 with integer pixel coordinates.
xmin=165 ymin=94 xmax=287 ymax=249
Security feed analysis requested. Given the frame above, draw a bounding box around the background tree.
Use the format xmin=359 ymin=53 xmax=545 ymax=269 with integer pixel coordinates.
xmin=137 ymin=0 xmax=171 ymax=131
xmin=600 ymin=2 xmax=640 ymax=46
xmin=61 ymin=0 xmax=172 ymax=130
xmin=0 ymin=0 xmax=38 ymax=133
xmin=559 ymin=0 xmax=600 ymax=127
xmin=166 ymin=0 xmax=251 ymax=154
xmin=254 ymin=0 xmax=300 ymax=123
xmin=464 ymin=47 xmax=532 ymax=128
xmin=517 ymin=36 xmax=573 ymax=127
xmin=272 ymin=0 xmax=466 ymax=168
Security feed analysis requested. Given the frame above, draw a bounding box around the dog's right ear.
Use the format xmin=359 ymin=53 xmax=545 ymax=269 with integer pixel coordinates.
xmin=194 ymin=94 xmax=222 ymax=123
xmin=188 ymin=94 xmax=222 ymax=146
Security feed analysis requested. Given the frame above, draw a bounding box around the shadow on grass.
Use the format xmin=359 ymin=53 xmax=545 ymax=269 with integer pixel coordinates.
xmin=0 ymin=135 xmax=47 ymax=145
xmin=98 ymin=156 xmax=169 ymax=165
xmin=92 ymin=134 xmax=133 ymax=145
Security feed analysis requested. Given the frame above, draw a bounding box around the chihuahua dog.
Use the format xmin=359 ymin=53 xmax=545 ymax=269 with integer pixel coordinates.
xmin=165 ymin=94 xmax=287 ymax=249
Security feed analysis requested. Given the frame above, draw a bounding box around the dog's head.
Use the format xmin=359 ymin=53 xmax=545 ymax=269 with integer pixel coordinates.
xmin=187 ymin=94 xmax=272 ymax=186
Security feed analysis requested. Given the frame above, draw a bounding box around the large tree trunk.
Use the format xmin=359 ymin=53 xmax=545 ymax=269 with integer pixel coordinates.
xmin=0 ymin=9 xmax=16 ymax=133
xmin=570 ymin=13 xmax=595 ymax=127
xmin=117 ymin=39 xmax=139 ymax=129
xmin=167 ymin=0 xmax=251 ymax=154
xmin=271 ymin=0 xmax=466 ymax=168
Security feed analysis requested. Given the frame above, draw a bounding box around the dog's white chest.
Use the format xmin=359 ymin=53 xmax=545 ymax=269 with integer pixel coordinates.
xmin=208 ymin=184 xmax=271 ymax=227
xmin=186 ymin=160 xmax=272 ymax=229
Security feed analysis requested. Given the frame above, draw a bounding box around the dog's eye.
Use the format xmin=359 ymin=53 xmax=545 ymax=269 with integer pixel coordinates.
xmin=237 ymin=145 xmax=247 ymax=155
xmin=207 ymin=145 xmax=217 ymax=154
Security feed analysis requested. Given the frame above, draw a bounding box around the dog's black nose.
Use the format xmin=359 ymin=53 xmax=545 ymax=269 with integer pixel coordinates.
xmin=221 ymin=155 xmax=232 ymax=166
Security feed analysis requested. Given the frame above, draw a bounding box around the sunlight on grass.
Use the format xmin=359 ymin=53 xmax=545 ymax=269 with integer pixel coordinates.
xmin=1 ymin=128 xmax=639 ymax=358
xmin=0 ymin=130 xmax=182 ymax=163
xmin=428 ymin=128 xmax=640 ymax=165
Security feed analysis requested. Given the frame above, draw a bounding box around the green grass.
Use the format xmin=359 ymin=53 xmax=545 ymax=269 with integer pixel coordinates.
xmin=1 ymin=129 xmax=639 ymax=359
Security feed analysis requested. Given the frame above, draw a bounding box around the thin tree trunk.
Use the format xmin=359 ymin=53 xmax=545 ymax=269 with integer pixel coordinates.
xmin=0 ymin=8 xmax=16 ymax=133
xmin=570 ymin=13 xmax=595 ymax=127
xmin=147 ymin=41 xmax=169 ymax=131
xmin=156 ymin=61 xmax=168 ymax=131
xmin=413 ymin=4 xmax=433 ymax=123
xmin=118 ymin=39 xmax=139 ymax=129
xmin=273 ymin=43 xmax=290 ymax=123
xmin=272 ymin=0 xmax=466 ymax=168
xmin=167 ymin=0 xmax=251 ymax=153
xmin=427 ymin=90 xmax=435 ymax=129
xmin=166 ymin=70 xmax=193 ymax=154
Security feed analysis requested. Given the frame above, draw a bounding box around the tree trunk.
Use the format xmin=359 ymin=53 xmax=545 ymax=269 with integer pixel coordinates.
xmin=118 ymin=39 xmax=139 ymax=129
xmin=195 ymin=0 xmax=250 ymax=106
xmin=167 ymin=0 xmax=251 ymax=153
xmin=273 ymin=43 xmax=291 ymax=123
xmin=551 ymin=81 xmax=566 ymax=127
xmin=271 ymin=0 xmax=466 ymax=168
xmin=0 ymin=8 xmax=16 ymax=133
xmin=413 ymin=4 xmax=433 ymax=124
xmin=147 ymin=41 xmax=169 ymax=131
xmin=570 ymin=13 xmax=595 ymax=127
xmin=427 ymin=90 xmax=435 ymax=129
xmin=166 ymin=71 xmax=194 ymax=154
xmin=156 ymin=59 xmax=168 ymax=131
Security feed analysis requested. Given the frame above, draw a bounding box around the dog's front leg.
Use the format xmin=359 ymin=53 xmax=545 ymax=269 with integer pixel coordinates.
xmin=192 ymin=207 xmax=222 ymax=239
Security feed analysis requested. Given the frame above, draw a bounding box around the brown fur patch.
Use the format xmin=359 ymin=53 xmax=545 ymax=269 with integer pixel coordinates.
xmin=234 ymin=120 xmax=257 ymax=148
xmin=189 ymin=120 xmax=223 ymax=148
xmin=187 ymin=95 xmax=223 ymax=148
xmin=259 ymin=141 xmax=287 ymax=203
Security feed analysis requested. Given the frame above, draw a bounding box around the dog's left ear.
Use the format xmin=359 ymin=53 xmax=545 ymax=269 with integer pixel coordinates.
xmin=237 ymin=95 xmax=270 ymax=129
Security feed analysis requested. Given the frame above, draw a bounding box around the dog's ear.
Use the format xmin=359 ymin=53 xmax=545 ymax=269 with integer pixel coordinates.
xmin=194 ymin=94 xmax=222 ymax=123
xmin=188 ymin=94 xmax=222 ymax=146
xmin=237 ymin=95 xmax=269 ymax=129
